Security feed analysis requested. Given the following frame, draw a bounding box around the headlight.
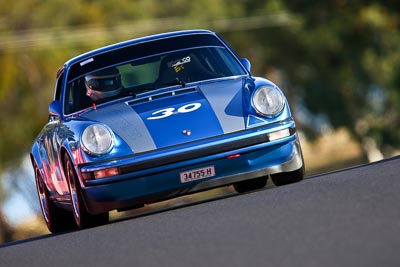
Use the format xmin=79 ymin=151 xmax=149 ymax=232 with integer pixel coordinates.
xmin=252 ymin=86 xmax=285 ymax=117
xmin=82 ymin=124 xmax=114 ymax=155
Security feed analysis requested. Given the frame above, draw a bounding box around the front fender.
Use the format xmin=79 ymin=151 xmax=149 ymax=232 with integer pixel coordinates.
xmin=59 ymin=138 xmax=84 ymax=184
xmin=30 ymin=141 xmax=42 ymax=170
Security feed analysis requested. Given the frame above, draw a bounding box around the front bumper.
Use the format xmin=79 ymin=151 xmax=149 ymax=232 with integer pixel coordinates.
xmin=79 ymin=121 xmax=304 ymax=214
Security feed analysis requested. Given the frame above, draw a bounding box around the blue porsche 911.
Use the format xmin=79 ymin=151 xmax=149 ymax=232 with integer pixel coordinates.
xmin=31 ymin=29 xmax=305 ymax=232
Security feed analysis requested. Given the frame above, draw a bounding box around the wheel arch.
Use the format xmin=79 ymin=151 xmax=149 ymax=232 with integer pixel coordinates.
xmin=59 ymin=145 xmax=85 ymax=188
xmin=30 ymin=143 xmax=42 ymax=170
xmin=60 ymin=146 xmax=72 ymax=175
xmin=30 ymin=147 xmax=49 ymax=192
xmin=30 ymin=152 xmax=43 ymax=183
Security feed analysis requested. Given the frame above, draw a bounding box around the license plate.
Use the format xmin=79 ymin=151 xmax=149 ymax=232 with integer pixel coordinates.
xmin=180 ymin=166 xmax=216 ymax=183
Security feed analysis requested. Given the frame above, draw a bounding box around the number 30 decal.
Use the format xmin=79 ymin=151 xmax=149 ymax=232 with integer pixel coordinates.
xmin=147 ymin=103 xmax=202 ymax=120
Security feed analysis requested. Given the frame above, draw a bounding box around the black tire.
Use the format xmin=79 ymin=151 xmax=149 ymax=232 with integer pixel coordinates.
xmin=270 ymin=166 xmax=305 ymax=186
xmin=64 ymin=154 xmax=109 ymax=229
xmin=34 ymin=164 xmax=76 ymax=233
xmin=233 ymin=177 xmax=267 ymax=193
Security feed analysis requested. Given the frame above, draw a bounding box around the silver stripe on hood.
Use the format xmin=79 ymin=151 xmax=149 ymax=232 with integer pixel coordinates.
xmin=81 ymin=102 xmax=156 ymax=153
xmin=200 ymin=79 xmax=245 ymax=133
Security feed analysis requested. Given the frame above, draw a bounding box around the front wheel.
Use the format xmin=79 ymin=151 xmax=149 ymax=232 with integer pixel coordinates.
xmin=34 ymin=164 xmax=76 ymax=233
xmin=64 ymin=154 xmax=109 ymax=229
xmin=270 ymin=166 xmax=305 ymax=186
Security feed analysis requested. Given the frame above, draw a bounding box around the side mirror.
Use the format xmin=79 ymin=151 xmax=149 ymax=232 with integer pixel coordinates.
xmin=240 ymin=58 xmax=251 ymax=73
xmin=48 ymin=100 xmax=62 ymax=121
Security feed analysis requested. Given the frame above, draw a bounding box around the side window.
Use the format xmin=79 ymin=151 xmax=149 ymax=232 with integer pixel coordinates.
xmin=54 ymin=71 xmax=64 ymax=101
xmin=48 ymin=69 xmax=64 ymax=122
xmin=64 ymin=78 xmax=91 ymax=114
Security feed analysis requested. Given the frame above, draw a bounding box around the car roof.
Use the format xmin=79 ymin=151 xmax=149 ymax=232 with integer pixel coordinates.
xmin=63 ymin=29 xmax=216 ymax=69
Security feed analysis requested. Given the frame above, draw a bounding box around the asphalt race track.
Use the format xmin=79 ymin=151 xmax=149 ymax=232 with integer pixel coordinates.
xmin=1 ymin=156 xmax=399 ymax=267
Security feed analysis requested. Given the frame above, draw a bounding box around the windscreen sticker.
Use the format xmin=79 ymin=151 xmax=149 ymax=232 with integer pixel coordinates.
xmin=167 ymin=56 xmax=191 ymax=73
xmin=80 ymin=58 xmax=94 ymax=66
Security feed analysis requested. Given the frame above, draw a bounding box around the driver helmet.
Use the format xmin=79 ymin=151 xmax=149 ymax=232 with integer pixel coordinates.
xmin=85 ymin=67 xmax=122 ymax=101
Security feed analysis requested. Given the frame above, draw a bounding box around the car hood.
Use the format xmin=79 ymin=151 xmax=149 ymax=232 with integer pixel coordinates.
xmin=81 ymin=78 xmax=246 ymax=153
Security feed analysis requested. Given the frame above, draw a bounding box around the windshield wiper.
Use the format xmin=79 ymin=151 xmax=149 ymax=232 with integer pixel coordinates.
xmin=91 ymin=90 xmax=136 ymax=107
xmin=157 ymin=78 xmax=186 ymax=88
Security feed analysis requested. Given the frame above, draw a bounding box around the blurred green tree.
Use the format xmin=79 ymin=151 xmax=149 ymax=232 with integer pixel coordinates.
xmin=281 ymin=1 xmax=400 ymax=160
xmin=222 ymin=1 xmax=400 ymax=161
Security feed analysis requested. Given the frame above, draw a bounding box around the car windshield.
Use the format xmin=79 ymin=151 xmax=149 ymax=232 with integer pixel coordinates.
xmin=64 ymin=35 xmax=246 ymax=114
